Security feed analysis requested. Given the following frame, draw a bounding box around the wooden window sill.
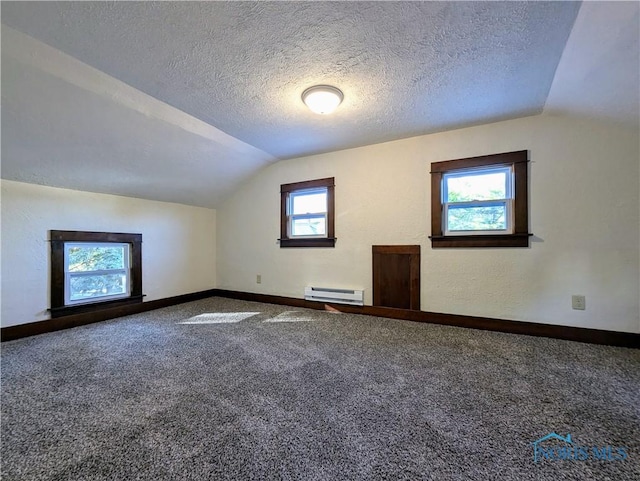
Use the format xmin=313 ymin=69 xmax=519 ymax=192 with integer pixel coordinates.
xmin=279 ymin=238 xmax=336 ymax=248
xmin=429 ymin=233 xmax=532 ymax=248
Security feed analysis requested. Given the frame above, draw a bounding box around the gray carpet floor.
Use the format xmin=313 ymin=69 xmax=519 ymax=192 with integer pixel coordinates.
xmin=1 ymin=297 xmax=639 ymax=480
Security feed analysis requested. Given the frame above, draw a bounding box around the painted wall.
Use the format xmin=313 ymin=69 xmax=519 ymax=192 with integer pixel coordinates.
xmin=1 ymin=180 xmax=216 ymax=327
xmin=217 ymin=114 xmax=640 ymax=333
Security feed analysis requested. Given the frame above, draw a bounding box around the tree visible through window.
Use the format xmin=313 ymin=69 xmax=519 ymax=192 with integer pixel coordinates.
xmin=443 ymin=166 xmax=512 ymax=234
xmin=430 ymin=151 xmax=531 ymax=248
xmin=65 ymin=243 xmax=130 ymax=304
xmin=50 ymin=230 xmax=142 ymax=317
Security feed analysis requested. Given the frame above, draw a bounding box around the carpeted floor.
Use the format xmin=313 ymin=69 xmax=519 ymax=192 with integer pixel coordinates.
xmin=1 ymin=297 xmax=639 ymax=480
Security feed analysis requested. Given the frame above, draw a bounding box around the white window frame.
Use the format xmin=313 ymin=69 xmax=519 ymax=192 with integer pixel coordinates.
xmin=442 ymin=165 xmax=514 ymax=236
xmin=287 ymin=187 xmax=329 ymax=239
xmin=64 ymin=242 xmax=131 ymax=306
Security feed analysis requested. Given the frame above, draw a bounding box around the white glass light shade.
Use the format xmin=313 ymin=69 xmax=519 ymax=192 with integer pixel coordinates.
xmin=302 ymin=85 xmax=344 ymax=114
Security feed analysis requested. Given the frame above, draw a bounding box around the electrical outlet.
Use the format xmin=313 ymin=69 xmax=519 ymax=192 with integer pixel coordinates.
xmin=256 ymin=274 xmax=262 ymax=284
xmin=572 ymin=295 xmax=586 ymax=310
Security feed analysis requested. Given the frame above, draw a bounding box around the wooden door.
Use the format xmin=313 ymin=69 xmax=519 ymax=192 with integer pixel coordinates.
xmin=372 ymin=245 xmax=420 ymax=310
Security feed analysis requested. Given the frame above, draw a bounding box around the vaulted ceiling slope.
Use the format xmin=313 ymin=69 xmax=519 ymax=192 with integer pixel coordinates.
xmin=1 ymin=2 xmax=638 ymax=209
xmin=1 ymin=26 xmax=274 ymax=208
xmin=544 ymin=1 xmax=639 ymax=128
xmin=3 ymin=1 xmax=581 ymax=159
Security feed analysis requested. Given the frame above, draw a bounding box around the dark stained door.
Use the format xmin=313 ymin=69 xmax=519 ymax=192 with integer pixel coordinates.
xmin=372 ymin=245 xmax=420 ymax=310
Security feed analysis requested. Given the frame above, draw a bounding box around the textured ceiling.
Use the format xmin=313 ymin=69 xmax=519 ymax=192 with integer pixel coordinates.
xmin=2 ymin=1 xmax=581 ymax=159
xmin=1 ymin=26 xmax=274 ymax=208
xmin=1 ymin=1 xmax=637 ymax=209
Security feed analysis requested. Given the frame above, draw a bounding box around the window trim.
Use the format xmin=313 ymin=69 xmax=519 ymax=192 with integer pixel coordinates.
xmin=280 ymin=177 xmax=335 ymax=248
xmin=430 ymin=150 xmax=531 ymax=248
xmin=50 ymin=230 xmax=143 ymax=318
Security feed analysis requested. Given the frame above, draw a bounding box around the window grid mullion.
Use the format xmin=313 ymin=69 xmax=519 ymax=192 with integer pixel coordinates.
xmin=67 ymin=268 xmax=128 ymax=277
xmin=290 ymin=213 xmax=327 ymax=221
xmin=444 ymin=199 xmax=509 ymax=208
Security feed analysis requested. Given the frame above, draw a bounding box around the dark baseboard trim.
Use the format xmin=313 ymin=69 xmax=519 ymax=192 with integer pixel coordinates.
xmin=4 ymin=288 xmax=638 ymax=349
xmin=213 ymin=289 xmax=640 ymax=349
xmin=1 ymin=289 xmax=218 ymax=342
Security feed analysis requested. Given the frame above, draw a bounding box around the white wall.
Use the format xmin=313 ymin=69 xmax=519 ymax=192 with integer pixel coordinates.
xmin=1 ymin=180 xmax=216 ymax=327
xmin=217 ymin=114 xmax=640 ymax=333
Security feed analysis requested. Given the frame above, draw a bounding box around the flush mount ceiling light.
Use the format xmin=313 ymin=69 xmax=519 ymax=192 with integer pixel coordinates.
xmin=302 ymin=85 xmax=344 ymax=115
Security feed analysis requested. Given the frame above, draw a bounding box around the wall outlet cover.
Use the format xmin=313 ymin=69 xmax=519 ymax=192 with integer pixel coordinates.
xmin=572 ymin=295 xmax=586 ymax=310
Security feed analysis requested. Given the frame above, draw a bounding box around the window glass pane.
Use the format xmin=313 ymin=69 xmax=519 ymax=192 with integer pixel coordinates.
xmin=291 ymin=217 xmax=326 ymax=236
xmin=447 ymin=204 xmax=507 ymax=231
xmin=291 ymin=191 xmax=327 ymax=215
xmin=69 ymin=273 xmax=128 ymax=301
xmin=68 ymin=245 xmax=126 ymax=272
xmin=445 ymin=170 xmax=508 ymax=202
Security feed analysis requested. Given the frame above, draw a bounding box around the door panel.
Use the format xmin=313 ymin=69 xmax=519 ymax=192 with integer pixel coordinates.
xmin=372 ymin=245 xmax=420 ymax=310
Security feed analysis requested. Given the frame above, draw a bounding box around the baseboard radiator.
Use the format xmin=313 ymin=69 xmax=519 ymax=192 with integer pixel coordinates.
xmin=304 ymin=287 xmax=364 ymax=306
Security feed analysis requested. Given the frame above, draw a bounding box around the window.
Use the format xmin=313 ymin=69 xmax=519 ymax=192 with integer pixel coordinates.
xmin=430 ymin=150 xmax=530 ymax=248
xmin=64 ymin=243 xmax=130 ymax=305
xmin=443 ymin=166 xmax=513 ymax=235
xmin=280 ymin=177 xmax=335 ymax=247
xmin=50 ymin=231 xmax=142 ymax=317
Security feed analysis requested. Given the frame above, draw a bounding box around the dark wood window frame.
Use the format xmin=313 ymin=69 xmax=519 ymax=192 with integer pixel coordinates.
xmin=279 ymin=177 xmax=336 ymax=248
xmin=50 ymin=230 xmax=143 ymax=318
xmin=430 ymin=150 xmax=531 ymax=248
